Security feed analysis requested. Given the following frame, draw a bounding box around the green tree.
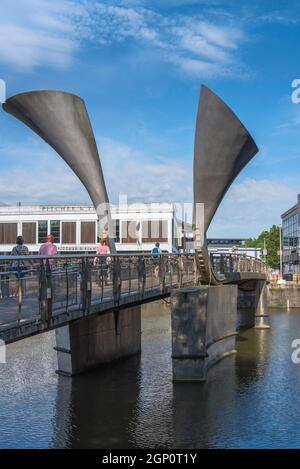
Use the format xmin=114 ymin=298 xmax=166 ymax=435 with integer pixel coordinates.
xmin=245 ymin=225 xmax=280 ymax=269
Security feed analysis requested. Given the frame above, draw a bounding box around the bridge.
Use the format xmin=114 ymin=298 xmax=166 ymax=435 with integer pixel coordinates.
xmin=0 ymin=251 xmax=266 ymax=344
xmin=0 ymin=84 xmax=269 ymax=379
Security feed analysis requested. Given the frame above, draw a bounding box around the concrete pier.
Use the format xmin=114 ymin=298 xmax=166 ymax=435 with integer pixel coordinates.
xmin=254 ymin=280 xmax=270 ymax=329
xmin=171 ymin=285 xmax=237 ymax=382
xmin=55 ymin=305 xmax=141 ymax=376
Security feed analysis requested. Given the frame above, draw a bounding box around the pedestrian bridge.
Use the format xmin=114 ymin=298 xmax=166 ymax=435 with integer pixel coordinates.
xmin=0 ymin=252 xmax=266 ymax=344
xmin=0 ymin=84 xmax=271 ymax=378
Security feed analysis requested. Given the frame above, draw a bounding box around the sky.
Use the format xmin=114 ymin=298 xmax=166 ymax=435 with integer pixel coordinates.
xmin=0 ymin=0 xmax=300 ymax=238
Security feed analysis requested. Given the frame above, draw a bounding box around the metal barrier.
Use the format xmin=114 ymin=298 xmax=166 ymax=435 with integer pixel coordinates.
xmin=210 ymin=252 xmax=267 ymax=275
xmin=0 ymin=252 xmax=266 ymax=338
xmin=0 ymin=253 xmax=195 ymax=334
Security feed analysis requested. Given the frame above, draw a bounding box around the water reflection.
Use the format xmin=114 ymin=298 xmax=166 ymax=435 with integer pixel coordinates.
xmin=0 ymin=331 xmax=57 ymax=448
xmin=53 ymin=355 xmax=141 ymax=448
xmin=1 ymin=303 xmax=300 ymax=448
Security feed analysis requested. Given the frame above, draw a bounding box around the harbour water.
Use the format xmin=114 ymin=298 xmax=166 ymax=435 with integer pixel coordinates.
xmin=0 ymin=302 xmax=300 ymax=448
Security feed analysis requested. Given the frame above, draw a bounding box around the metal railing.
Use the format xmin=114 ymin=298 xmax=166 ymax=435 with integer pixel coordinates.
xmin=0 ymin=253 xmax=196 ymax=336
xmin=0 ymin=252 xmax=267 ymax=340
xmin=210 ymin=252 xmax=267 ymax=276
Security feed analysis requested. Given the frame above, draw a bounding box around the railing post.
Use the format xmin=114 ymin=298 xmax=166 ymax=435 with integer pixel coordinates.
xmin=229 ymin=255 xmax=233 ymax=272
xmin=39 ymin=260 xmax=46 ymax=323
xmin=159 ymin=255 xmax=166 ymax=292
xmin=113 ymin=257 xmax=121 ymax=305
xmin=17 ymin=261 xmax=22 ymax=326
xmin=138 ymin=257 xmax=146 ymax=296
xmin=81 ymin=258 xmax=92 ymax=314
xmin=220 ymin=254 xmax=225 ymax=274
xmin=45 ymin=260 xmax=53 ymax=323
xmin=178 ymin=255 xmax=184 ymax=288
xmin=128 ymin=258 xmax=132 ymax=293
xmin=193 ymin=255 xmax=198 ymax=285
xmin=39 ymin=260 xmax=52 ymax=325
xmin=81 ymin=258 xmax=87 ymax=313
xmin=86 ymin=259 xmax=92 ymax=313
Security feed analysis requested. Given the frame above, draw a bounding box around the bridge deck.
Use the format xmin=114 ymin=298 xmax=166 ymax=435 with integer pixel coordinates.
xmin=224 ymin=272 xmax=267 ymax=283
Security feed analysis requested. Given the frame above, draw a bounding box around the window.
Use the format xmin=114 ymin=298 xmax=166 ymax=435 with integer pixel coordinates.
xmin=0 ymin=223 xmax=17 ymax=244
xmin=62 ymin=222 xmax=76 ymax=244
xmin=112 ymin=219 xmax=120 ymax=243
xmin=38 ymin=221 xmax=48 ymax=243
xmin=121 ymin=221 xmax=137 ymax=243
xmin=81 ymin=221 xmax=96 ymax=244
xmin=283 ymin=213 xmax=299 ymax=249
xmin=22 ymin=222 xmax=36 ymax=244
xmin=50 ymin=220 xmax=60 ymax=244
xmin=142 ymin=220 xmax=168 ymax=242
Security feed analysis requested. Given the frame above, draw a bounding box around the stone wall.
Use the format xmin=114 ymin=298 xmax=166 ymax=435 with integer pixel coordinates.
xmin=268 ymin=284 xmax=300 ymax=308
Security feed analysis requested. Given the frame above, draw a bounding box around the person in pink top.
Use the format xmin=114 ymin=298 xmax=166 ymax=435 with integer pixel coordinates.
xmin=94 ymin=239 xmax=111 ymax=284
xmin=39 ymin=234 xmax=58 ymax=265
xmin=97 ymin=239 xmax=110 ymax=255
xmin=94 ymin=239 xmax=110 ymax=264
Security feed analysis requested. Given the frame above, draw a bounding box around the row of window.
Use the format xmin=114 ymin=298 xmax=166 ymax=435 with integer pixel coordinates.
xmin=207 ymin=239 xmax=244 ymax=246
xmin=283 ymin=213 xmax=299 ymax=239
xmin=0 ymin=220 xmax=169 ymax=245
xmin=283 ymin=236 xmax=299 ymax=248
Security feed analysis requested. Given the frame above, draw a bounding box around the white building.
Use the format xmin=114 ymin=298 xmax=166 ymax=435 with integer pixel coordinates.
xmin=0 ymin=203 xmax=183 ymax=254
xmin=206 ymin=238 xmax=262 ymax=259
xmin=0 ymin=203 xmax=261 ymax=258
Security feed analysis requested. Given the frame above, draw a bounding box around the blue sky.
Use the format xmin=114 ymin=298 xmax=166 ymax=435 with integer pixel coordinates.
xmin=0 ymin=0 xmax=300 ymax=237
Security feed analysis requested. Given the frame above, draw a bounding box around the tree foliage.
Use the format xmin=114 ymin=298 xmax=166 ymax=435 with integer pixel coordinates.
xmin=245 ymin=225 xmax=280 ymax=269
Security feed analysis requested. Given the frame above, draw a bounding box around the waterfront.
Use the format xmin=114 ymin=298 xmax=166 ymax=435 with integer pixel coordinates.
xmin=0 ymin=302 xmax=300 ymax=449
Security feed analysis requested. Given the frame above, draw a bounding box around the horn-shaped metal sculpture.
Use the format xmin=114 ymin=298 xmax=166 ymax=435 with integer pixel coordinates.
xmin=193 ymin=85 xmax=258 ymax=284
xmin=3 ymin=91 xmax=116 ymax=252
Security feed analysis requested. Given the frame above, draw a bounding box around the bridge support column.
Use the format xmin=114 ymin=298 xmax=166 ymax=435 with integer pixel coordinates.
xmin=54 ymin=305 xmax=141 ymax=376
xmin=254 ymin=280 xmax=270 ymax=329
xmin=171 ymin=285 xmax=237 ymax=382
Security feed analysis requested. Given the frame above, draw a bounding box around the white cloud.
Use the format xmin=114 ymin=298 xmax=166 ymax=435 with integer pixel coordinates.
xmin=0 ymin=135 xmax=192 ymax=205
xmin=0 ymin=136 xmax=294 ymax=238
xmin=0 ymin=24 xmax=76 ymax=68
xmin=83 ymin=3 xmax=246 ymax=78
xmin=0 ymin=0 xmax=246 ymax=78
xmin=0 ymin=139 xmax=87 ymax=204
xmin=0 ymin=0 xmax=83 ymax=68
xmin=209 ymin=178 xmax=297 ymax=238
xmin=100 ymin=136 xmax=192 ymax=203
xmin=168 ymin=55 xmax=221 ymax=78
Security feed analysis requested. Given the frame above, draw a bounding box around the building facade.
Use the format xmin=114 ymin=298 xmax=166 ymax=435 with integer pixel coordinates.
xmin=0 ymin=203 xmax=182 ymax=254
xmin=281 ymin=195 xmax=300 ymax=274
xmin=0 ymin=203 xmax=261 ymax=257
xmin=207 ymin=238 xmax=261 ymax=258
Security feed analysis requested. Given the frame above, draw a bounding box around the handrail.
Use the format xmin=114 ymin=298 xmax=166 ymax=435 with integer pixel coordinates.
xmin=0 ymin=252 xmax=193 ymax=261
xmin=0 ymin=252 xmax=266 ymax=263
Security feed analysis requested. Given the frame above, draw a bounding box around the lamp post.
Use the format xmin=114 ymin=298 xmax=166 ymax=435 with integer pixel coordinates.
xmin=279 ymin=224 xmax=283 ymax=279
xmin=263 ymin=237 xmax=267 ymax=264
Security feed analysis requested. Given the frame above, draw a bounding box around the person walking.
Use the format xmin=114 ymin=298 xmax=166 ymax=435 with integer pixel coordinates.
xmin=11 ymin=236 xmax=29 ymax=258
xmin=11 ymin=236 xmax=30 ymax=297
xmin=39 ymin=234 xmax=58 ymax=266
xmin=151 ymin=242 xmax=161 ymax=278
xmin=94 ymin=238 xmax=110 ymax=258
xmin=94 ymin=239 xmax=111 ymax=285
